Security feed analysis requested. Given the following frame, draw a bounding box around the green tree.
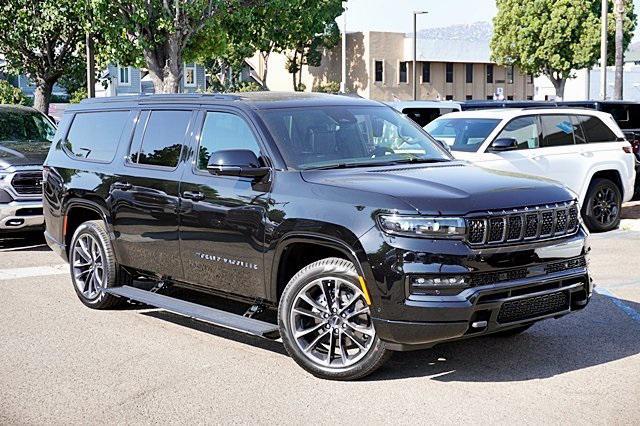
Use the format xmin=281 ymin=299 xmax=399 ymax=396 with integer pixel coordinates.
xmin=92 ymin=0 xmax=254 ymax=94
xmin=0 ymin=0 xmax=86 ymax=113
xmin=491 ymin=0 xmax=636 ymax=98
xmin=0 ymin=80 xmax=28 ymax=105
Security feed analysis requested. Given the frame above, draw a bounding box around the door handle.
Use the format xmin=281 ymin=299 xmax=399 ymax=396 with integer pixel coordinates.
xmin=182 ymin=190 xmax=205 ymax=202
xmin=112 ymin=181 xmax=132 ymax=191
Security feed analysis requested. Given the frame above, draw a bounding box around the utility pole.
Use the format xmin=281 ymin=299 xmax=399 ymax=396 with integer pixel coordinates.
xmin=413 ymin=11 xmax=428 ymax=101
xmin=340 ymin=1 xmax=347 ymax=93
xmin=614 ymin=0 xmax=625 ymax=100
xmin=600 ymin=0 xmax=608 ymax=100
xmin=86 ymin=33 xmax=95 ymax=98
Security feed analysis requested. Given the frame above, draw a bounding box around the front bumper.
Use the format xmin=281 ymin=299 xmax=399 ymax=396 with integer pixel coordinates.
xmin=0 ymin=200 xmax=44 ymax=231
xmin=360 ymin=226 xmax=592 ymax=351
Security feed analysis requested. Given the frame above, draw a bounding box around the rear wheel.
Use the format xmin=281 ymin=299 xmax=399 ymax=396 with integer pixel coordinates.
xmin=69 ymin=220 xmax=122 ymax=309
xmin=278 ymin=258 xmax=391 ymax=380
xmin=583 ymin=178 xmax=622 ymax=232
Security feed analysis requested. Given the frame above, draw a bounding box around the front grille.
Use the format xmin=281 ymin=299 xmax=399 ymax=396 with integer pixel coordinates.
xmin=11 ymin=172 xmax=43 ymax=195
xmin=545 ymin=257 xmax=587 ymax=274
xmin=469 ymin=256 xmax=586 ymax=287
xmin=466 ymin=203 xmax=579 ymax=247
xmin=497 ymin=291 xmax=569 ymax=323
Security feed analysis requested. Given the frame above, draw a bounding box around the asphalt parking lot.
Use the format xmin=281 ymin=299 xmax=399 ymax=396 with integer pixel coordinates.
xmin=1 ymin=215 xmax=639 ymax=424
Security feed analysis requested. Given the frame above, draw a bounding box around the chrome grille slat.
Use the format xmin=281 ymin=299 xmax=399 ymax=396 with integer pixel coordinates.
xmin=466 ymin=203 xmax=579 ymax=247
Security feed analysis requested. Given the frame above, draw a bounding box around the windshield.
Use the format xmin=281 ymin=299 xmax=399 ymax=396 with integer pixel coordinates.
xmin=425 ymin=118 xmax=500 ymax=152
xmin=0 ymin=110 xmax=56 ymax=152
xmin=259 ymin=106 xmax=450 ymax=169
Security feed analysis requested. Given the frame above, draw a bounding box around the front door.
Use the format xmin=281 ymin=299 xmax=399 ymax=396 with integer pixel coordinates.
xmin=179 ymin=110 xmax=270 ymax=299
xmin=109 ymin=109 xmax=194 ymax=279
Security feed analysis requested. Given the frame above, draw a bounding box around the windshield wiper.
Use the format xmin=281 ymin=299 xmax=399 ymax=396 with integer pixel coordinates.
xmin=303 ymin=161 xmax=399 ymax=170
xmin=388 ymin=157 xmax=451 ymax=165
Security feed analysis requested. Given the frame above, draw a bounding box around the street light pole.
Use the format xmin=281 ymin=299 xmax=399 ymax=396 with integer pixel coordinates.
xmin=600 ymin=0 xmax=608 ymax=100
xmin=413 ymin=11 xmax=428 ymax=101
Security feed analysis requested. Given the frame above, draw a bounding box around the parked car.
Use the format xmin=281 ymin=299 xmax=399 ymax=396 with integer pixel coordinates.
xmin=44 ymin=93 xmax=591 ymax=380
xmin=386 ymin=100 xmax=461 ymax=127
xmin=0 ymin=104 xmax=56 ymax=233
xmin=425 ymin=108 xmax=636 ymax=232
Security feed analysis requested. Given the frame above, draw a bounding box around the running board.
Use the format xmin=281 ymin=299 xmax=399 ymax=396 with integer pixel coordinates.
xmin=105 ymin=286 xmax=280 ymax=339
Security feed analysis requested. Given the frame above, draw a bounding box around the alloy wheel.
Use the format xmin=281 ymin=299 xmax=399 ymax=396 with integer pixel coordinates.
xmin=71 ymin=234 xmax=106 ymax=300
xmin=289 ymin=277 xmax=375 ymax=368
xmin=591 ymin=186 xmax=619 ymax=227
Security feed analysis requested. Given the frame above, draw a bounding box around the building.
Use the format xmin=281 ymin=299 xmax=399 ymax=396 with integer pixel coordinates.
xmin=258 ymin=31 xmax=534 ymax=101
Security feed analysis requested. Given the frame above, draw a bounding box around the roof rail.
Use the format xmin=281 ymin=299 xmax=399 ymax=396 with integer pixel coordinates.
xmin=79 ymin=93 xmax=241 ymax=104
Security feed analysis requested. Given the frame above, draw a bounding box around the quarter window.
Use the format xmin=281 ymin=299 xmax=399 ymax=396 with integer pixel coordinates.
xmin=197 ymin=112 xmax=261 ymax=170
xmin=65 ymin=111 xmax=129 ymax=162
xmin=540 ymin=115 xmax=575 ymax=147
xmin=573 ymin=115 xmax=617 ymax=143
xmin=495 ymin=116 xmax=540 ymax=150
xmin=131 ymin=110 xmax=191 ymax=168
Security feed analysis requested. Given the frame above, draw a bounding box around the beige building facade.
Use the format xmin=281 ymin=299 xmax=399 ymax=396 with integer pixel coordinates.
xmin=252 ymin=31 xmax=534 ymax=102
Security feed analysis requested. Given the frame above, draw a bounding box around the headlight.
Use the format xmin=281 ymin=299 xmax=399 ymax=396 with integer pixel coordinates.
xmin=378 ymin=214 xmax=466 ymax=238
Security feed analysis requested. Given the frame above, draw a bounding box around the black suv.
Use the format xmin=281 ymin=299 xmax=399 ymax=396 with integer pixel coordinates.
xmin=43 ymin=93 xmax=591 ymax=380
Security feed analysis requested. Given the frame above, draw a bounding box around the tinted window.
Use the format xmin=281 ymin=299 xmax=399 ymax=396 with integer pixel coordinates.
xmin=259 ymin=106 xmax=449 ymax=169
xmin=574 ymin=115 xmax=617 ymax=143
xmin=496 ymin=116 xmax=539 ymax=150
xmin=132 ymin=110 xmax=191 ymax=168
xmin=540 ymin=115 xmax=575 ymax=147
xmin=197 ymin=112 xmax=261 ymax=170
xmin=425 ymin=118 xmax=501 ymax=152
xmin=65 ymin=111 xmax=129 ymax=162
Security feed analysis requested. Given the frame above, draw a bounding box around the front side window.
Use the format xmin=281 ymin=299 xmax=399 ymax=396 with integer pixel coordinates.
xmin=65 ymin=111 xmax=128 ymax=162
xmin=540 ymin=115 xmax=575 ymax=147
xmin=374 ymin=60 xmax=384 ymax=83
xmin=574 ymin=115 xmax=617 ymax=143
xmin=425 ymin=118 xmax=501 ymax=152
xmin=259 ymin=106 xmax=449 ymax=170
xmin=130 ymin=110 xmax=191 ymax=168
xmin=399 ymin=62 xmax=408 ymax=83
xmin=0 ymin=110 xmax=56 ymax=146
xmin=495 ymin=116 xmax=540 ymax=150
xmin=118 ymin=66 xmax=130 ymax=85
xmin=197 ymin=112 xmax=261 ymax=170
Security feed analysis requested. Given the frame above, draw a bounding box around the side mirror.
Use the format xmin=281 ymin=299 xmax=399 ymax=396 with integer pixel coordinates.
xmin=489 ymin=138 xmax=518 ymax=152
xmin=207 ymin=149 xmax=270 ymax=178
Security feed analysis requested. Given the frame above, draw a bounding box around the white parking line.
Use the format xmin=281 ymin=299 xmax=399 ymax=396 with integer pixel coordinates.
xmin=0 ymin=264 xmax=68 ymax=280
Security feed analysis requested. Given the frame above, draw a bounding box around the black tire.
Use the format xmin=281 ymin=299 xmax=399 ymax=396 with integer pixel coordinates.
xmin=582 ymin=178 xmax=622 ymax=232
xmin=69 ymin=220 xmax=123 ymax=309
xmin=490 ymin=324 xmax=533 ymax=337
xmin=278 ymin=257 xmax=391 ymax=380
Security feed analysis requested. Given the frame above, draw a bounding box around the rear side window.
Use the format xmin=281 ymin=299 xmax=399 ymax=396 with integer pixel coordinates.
xmin=540 ymin=115 xmax=575 ymax=147
xmin=130 ymin=110 xmax=191 ymax=168
xmin=574 ymin=115 xmax=617 ymax=143
xmin=65 ymin=111 xmax=129 ymax=162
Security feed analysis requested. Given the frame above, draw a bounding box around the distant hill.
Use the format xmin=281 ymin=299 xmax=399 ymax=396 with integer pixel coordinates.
xmin=414 ymin=22 xmax=493 ymax=42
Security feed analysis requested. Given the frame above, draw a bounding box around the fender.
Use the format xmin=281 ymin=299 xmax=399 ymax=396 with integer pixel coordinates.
xmin=268 ymin=231 xmax=370 ymax=302
xmin=62 ymin=198 xmax=116 ymax=258
xmin=577 ymin=165 xmax=627 ymax=204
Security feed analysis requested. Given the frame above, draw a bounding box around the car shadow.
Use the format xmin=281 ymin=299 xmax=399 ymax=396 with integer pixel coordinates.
xmin=0 ymin=231 xmax=48 ymax=251
xmin=622 ymin=201 xmax=640 ymax=220
xmin=366 ymin=293 xmax=640 ymax=382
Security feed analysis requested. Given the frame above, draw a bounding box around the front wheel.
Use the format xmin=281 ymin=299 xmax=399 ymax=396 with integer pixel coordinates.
xmin=582 ymin=178 xmax=622 ymax=232
xmin=278 ymin=258 xmax=391 ymax=380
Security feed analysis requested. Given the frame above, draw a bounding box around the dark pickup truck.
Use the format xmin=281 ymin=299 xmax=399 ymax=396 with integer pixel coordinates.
xmin=43 ymin=93 xmax=592 ymax=380
xmin=0 ymin=105 xmax=56 ymax=232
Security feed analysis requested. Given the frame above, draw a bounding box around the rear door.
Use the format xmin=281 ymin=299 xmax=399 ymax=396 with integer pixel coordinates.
xmin=109 ymin=108 xmax=195 ymax=279
xmin=178 ymin=109 xmax=270 ymax=299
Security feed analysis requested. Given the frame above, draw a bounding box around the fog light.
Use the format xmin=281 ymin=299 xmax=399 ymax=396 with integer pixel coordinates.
xmin=409 ymin=275 xmax=469 ymax=296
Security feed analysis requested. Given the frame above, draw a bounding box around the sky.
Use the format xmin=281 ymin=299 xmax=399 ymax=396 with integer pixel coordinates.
xmin=340 ymin=0 xmax=640 ymax=42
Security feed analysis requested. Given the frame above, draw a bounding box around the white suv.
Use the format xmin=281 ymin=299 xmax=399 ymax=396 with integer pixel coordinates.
xmin=425 ymin=108 xmax=636 ymax=232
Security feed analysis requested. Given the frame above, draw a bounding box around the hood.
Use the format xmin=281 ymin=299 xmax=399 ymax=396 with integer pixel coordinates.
xmin=0 ymin=141 xmax=50 ymax=170
xmin=301 ymin=162 xmax=574 ymax=215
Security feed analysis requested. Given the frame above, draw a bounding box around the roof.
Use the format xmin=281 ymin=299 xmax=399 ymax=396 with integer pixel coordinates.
xmin=77 ymin=91 xmax=380 ymax=110
xmin=385 ymin=100 xmax=462 ymax=110
xmin=0 ymin=104 xmax=39 ymax=113
xmin=406 ymin=38 xmax=492 ymax=64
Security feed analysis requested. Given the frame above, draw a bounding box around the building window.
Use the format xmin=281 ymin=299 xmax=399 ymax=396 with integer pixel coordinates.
xmin=466 ymin=64 xmax=473 ymax=83
xmin=422 ymin=62 xmax=430 ymax=83
xmin=374 ymin=60 xmax=384 ymax=83
xmin=445 ymin=95 xmax=454 ymax=100
xmin=527 ymin=74 xmax=534 ymax=84
xmin=399 ymin=61 xmax=408 ymax=84
xmin=118 ymin=66 xmax=131 ymax=86
xmin=507 ymin=95 xmax=514 ymax=100
xmin=487 ymin=95 xmax=494 ymax=100
xmin=184 ymin=63 xmax=197 ymax=87
xmin=446 ymin=63 xmax=454 ymax=83
xmin=507 ymin=65 xmax=514 ymax=84
xmin=466 ymin=95 xmax=473 ymax=100
xmin=486 ymin=64 xmax=494 ymax=84
xmin=527 ymin=95 xmax=533 ymax=100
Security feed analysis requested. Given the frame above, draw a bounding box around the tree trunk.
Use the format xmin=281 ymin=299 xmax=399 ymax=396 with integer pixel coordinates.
xmin=548 ymin=73 xmax=566 ymax=100
xmin=614 ymin=0 xmax=625 ymax=100
xmin=259 ymin=51 xmax=269 ymax=89
xmin=33 ymin=79 xmax=54 ymax=115
xmin=143 ymin=36 xmax=183 ymax=94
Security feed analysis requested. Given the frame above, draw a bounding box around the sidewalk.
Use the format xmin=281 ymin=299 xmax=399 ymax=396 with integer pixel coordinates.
xmin=620 ymin=201 xmax=640 ymax=231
